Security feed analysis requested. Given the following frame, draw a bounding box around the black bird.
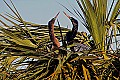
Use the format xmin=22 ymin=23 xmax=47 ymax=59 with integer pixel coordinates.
xmin=48 ymin=12 xmax=78 ymax=50
xmin=63 ymin=12 xmax=78 ymax=45
xmin=48 ymin=12 xmax=90 ymax=51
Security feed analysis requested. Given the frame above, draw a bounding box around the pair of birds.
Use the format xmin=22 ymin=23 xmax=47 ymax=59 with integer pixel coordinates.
xmin=48 ymin=12 xmax=90 ymax=52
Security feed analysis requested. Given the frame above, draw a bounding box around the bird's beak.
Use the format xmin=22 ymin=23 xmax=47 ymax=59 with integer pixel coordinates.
xmin=63 ymin=11 xmax=70 ymax=19
xmin=54 ymin=12 xmax=60 ymax=20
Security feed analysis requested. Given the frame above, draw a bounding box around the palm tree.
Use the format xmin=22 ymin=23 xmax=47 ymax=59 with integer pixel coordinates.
xmin=0 ymin=0 xmax=120 ymax=80
xmin=73 ymin=0 xmax=120 ymax=59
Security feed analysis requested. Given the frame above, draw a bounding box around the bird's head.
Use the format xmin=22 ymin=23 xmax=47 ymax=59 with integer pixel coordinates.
xmin=48 ymin=12 xmax=60 ymax=25
xmin=63 ymin=12 xmax=78 ymax=27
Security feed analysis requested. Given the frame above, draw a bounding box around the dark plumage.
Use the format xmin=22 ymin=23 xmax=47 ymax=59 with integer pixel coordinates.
xmin=66 ymin=17 xmax=78 ymax=45
xmin=48 ymin=12 xmax=90 ymax=51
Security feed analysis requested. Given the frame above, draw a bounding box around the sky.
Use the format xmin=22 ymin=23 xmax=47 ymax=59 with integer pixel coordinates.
xmin=0 ymin=0 xmax=89 ymax=32
xmin=0 ymin=0 xmax=119 ymax=33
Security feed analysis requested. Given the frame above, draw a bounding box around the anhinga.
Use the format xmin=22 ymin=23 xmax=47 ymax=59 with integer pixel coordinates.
xmin=63 ymin=12 xmax=78 ymax=45
xmin=48 ymin=12 xmax=78 ymax=49
xmin=48 ymin=12 xmax=60 ymax=50
xmin=48 ymin=12 xmax=90 ymax=51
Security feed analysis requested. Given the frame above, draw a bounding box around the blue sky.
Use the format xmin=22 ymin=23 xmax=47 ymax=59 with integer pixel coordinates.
xmin=0 ymin=0 xmax=89 ymax=32
xmin=0 ymin=0 xmax=119 ymax=33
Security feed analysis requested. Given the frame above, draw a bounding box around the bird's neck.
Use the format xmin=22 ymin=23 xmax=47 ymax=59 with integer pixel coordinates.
xmin=72 ymin=25 xmax=78 ymax=34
